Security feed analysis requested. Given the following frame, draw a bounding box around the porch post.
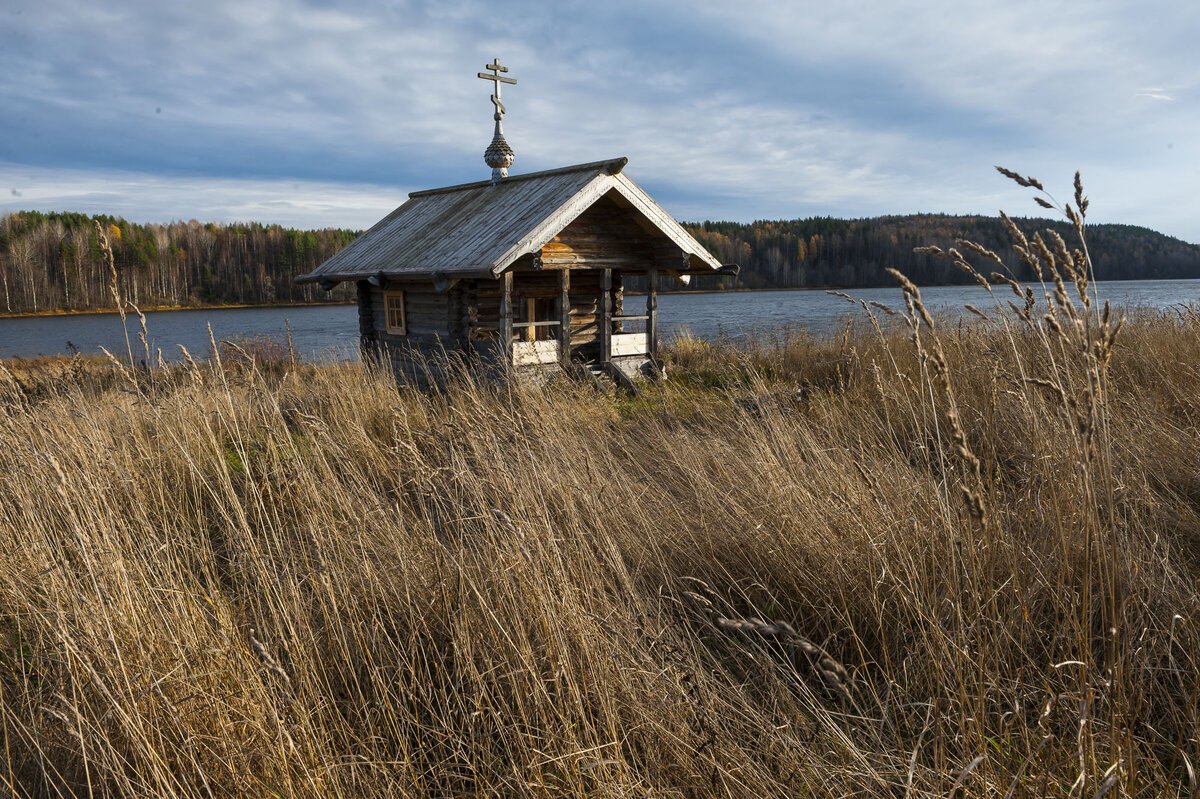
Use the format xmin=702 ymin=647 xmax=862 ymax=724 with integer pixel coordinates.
xmin=646 ymin=268 xmax=658 ymax=361
xmin=500 ymin=270 xmax=514 ymax=366
xmin=600 ymin=268 xmax=612 ymax=364
xmin=558 ymin=267 xmax=571 ymax=365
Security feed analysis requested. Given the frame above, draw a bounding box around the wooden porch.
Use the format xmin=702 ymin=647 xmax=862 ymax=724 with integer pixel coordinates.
xmin=482 ymin=266 xmax=663 ymax=375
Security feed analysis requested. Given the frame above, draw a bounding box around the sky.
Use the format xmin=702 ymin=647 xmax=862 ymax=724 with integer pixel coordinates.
xmin=1 ymin=0 xmax=1198 ymax=242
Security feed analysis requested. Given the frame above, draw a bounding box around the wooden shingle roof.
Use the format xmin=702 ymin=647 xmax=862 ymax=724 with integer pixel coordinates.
xmin=295 ymin=158 xmax=723 ymax=284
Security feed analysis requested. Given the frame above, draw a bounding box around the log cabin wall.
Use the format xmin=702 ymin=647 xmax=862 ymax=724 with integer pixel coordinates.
xmin=366 ymin=282 xmax=461 ymax=385
xmin=469 ymin=279 xmax=501 ymax=339
xmin=565 ymin=269 xmax=606 ymax=358
xmin=368 ymin=283 xmax=451 ymax=343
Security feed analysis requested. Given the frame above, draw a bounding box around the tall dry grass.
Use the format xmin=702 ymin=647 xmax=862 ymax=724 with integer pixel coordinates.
xmin=2 ymin=173 xmax=1199 ymax=797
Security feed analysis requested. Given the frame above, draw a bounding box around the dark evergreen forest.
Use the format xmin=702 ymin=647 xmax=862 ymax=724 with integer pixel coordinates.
xmin=680 ymin=215 xmax=1200 ymax=290
xmin=2 ymin=210 xmax=1197 ymax=315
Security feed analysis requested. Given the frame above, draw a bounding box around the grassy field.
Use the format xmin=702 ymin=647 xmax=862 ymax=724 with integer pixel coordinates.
xmin=3 ymin=186 xmax=1200 ymax=796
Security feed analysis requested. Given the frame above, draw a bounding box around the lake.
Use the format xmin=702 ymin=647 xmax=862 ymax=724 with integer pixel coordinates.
xmin=2 ymin=278 xmax=1199 ymax=361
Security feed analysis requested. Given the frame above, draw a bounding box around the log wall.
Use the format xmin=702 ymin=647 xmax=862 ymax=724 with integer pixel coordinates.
xmin=362 ymin=282 xmax=465 ymax=387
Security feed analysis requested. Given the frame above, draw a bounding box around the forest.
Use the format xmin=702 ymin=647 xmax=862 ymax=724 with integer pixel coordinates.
xmin=2 ymin=210 xmax=1198 ymax=314
xmin=0 ymin=211 xmax=357 ymax=314
xmin=680 ymin=214 xmax=1200 ymax=290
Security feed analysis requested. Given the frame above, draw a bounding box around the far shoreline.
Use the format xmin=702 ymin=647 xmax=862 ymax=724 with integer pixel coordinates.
xmin=0 ymin=299 xmax=356 ymax=320
xmin=0 ymin=285 xmax=977 ymax=318
xmin=0 ymin=289 xmax=835 ymax=318
xmin=2 ymin=276 xmax=1198 ymax=319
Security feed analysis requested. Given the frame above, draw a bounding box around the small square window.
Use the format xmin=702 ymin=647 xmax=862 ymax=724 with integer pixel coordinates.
xmin=384 ymin=291 xmax=406 ymax=335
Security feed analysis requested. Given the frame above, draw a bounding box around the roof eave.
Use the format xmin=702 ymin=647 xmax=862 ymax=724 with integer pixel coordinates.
xmin=296 ymin=267 xmax=494 ymax=286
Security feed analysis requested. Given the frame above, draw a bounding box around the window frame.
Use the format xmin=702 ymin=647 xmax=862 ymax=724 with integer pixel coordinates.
xmin=383 ymin=290 xmax=406 ymax=335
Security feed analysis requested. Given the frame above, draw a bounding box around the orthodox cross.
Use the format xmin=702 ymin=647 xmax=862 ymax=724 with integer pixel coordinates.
xmin=478 ymin=58 xmax=517 ymax=118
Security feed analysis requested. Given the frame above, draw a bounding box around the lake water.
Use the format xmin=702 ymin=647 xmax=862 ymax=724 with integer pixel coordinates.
xmin=2 ymin=278 xmax=1198 ymax=361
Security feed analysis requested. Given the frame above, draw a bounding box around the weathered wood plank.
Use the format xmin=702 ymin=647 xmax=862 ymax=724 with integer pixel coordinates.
xmin=513 ymin=340 xmax=559 ymax=366
xmin=603 ymin=361 xmax=642 ymax=396
xmin=544 ymin=237 xmax=654 ymax=251
xmin=611 ymin=332 xmax=648 ymax=357
xmin=600 ymin=268 xmax=612 ymax=364
xmin=559 ymin=268 xmax=571 ymax=364
xmin=539 ymin=255 xmax=645 ymax=266
xmin=357 ymin=280 xmax=375 ymax=340
xmin=646 ymin=267 xmax=658 ymax=363
xmin=500 ymin=271 xmax=514 ymax=366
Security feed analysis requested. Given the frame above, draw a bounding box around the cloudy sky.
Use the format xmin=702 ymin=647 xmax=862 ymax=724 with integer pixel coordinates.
xmin=2 ymin=0 xmax=1197 ymax=241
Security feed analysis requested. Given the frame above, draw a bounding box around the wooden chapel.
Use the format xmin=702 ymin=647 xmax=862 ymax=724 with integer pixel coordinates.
xmin=296 ymin=59 xmax=737 ymax=385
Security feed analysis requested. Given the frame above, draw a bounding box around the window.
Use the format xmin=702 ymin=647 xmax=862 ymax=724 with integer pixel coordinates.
xmin=384 ymin=291 xmax=406 ymax=335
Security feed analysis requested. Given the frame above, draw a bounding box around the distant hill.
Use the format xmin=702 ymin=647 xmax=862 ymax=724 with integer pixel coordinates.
xmin=2 ymin=210 xmax=1197 ymax=315
xmin=680 ymin=214 xmax=1200 ymax=291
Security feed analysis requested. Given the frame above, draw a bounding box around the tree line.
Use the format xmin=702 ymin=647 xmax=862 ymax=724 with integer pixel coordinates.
xmin=0 ymin=211 xmax=356 ymax=314
xmin=3 ymin=210 xmax=1198 ymax=315
xmin=680 ymin=214 xmax=1200 ymax=290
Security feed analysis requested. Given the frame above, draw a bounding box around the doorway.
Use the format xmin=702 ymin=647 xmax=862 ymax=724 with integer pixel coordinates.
xmin=519 ymin=295 xmax=557 ymax=342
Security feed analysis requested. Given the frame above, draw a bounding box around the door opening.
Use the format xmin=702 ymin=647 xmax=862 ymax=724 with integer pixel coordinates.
xmin=520 ymin=296 xmax=557 ymax=341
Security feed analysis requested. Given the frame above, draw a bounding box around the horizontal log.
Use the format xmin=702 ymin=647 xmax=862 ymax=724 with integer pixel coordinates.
xmin=541 ymin=251 xmax=652 ymax=263
xmin=384 ymin=329 xmax=446 ymax=342
xmin=549 ymin=224 xmax=652 ymax=238
xmin=545 ymin=239 xmax=653 ymax=253
xmin=540 ymin=256 xmax=648 ymax=267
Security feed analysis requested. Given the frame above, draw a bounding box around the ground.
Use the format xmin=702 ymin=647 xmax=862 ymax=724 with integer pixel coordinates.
xmin=1 ymin=291 xmax=1198 ymax=797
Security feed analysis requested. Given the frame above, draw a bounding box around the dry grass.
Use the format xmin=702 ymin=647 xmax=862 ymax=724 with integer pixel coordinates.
xmin=2 ymin=175 xmax=1200 ymax=797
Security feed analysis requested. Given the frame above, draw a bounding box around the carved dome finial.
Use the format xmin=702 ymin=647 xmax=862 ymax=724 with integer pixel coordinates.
xmin=477 ymin=58 xmax=517 ymax=181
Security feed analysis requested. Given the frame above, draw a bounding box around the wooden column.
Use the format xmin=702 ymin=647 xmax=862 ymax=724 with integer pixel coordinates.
xmin=600 ymin=268 xmax=612 ymax=364
xmin=448 ymin=285 xmax=465 ymax=351
xmin=558 ymin=267 xmax=571 ymax=365
xmin=646 ymin=268 xmax=658 ymax=360
xmin=612 ymin=272 xmax=623 ymax=333
xmin=356 ymin=280 xmax=375 ymax=342
xmin=500 ymin=270 xmax=514 ymax=366
xmin=465 ymin=280 xmax=478 ymax=354
xmin=355 ymin=279 xmax=379 ymax=364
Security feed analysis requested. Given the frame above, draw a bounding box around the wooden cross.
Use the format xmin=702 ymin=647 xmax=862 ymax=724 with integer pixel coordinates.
xmin=477 ymin=58 xmax=516 ymax=116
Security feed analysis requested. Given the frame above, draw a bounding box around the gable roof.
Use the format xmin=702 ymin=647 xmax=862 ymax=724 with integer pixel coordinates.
xmin=295 ymin=158 xmax=723 ymax=284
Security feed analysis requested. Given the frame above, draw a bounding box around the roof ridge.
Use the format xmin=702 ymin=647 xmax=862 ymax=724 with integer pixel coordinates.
xmin=408 ymin=157 xmax=628 ymax=198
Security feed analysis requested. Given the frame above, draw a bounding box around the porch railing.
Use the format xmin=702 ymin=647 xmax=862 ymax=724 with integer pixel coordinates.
xmin=511 ymin=320 xmax=562 ymax=366
xmin=512 ymin=339 xmax=560 ymax=366
xmin=610 ymin=332 xmax=648 ymax=357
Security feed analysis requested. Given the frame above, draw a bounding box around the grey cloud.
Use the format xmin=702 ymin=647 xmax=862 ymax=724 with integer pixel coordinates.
xmin=1 ymin=0 xmax=1198 ymax=241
